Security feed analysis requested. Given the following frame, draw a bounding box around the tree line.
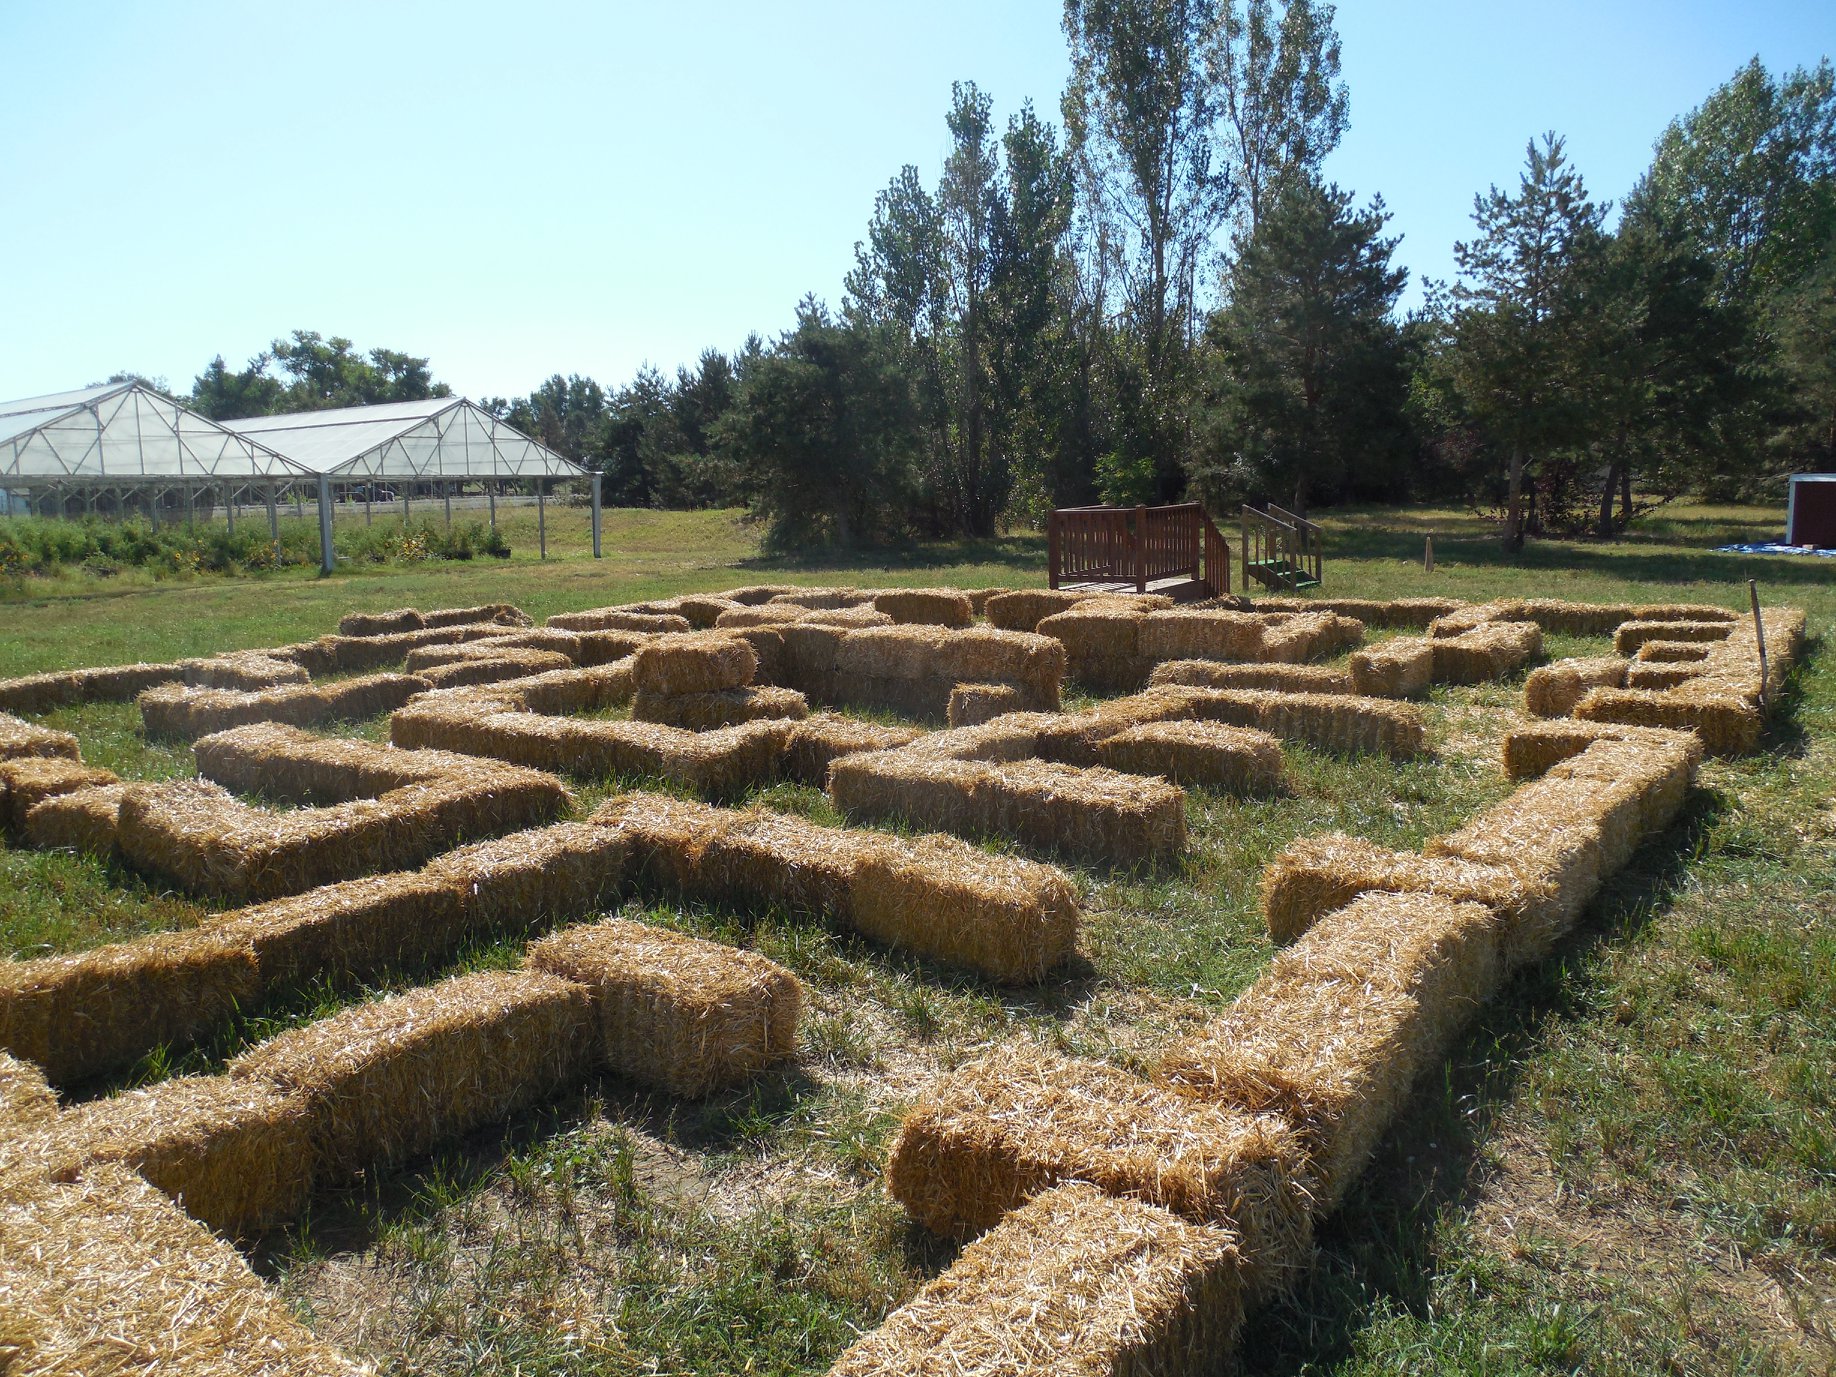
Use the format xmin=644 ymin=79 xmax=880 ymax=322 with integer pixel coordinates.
xmin=180 ymin=5 xmax=1835 ymax=553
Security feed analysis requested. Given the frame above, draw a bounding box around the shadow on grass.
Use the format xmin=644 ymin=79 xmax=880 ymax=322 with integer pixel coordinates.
xmin=1239 ymin=790 xmax=1729 ymax=1374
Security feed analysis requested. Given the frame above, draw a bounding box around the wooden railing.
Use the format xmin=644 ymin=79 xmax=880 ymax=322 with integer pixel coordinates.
xmin=1239 ymin=503 xmax=1323 ymax=590
xmin=1047 ymin=503 xmax=1229 ymax=597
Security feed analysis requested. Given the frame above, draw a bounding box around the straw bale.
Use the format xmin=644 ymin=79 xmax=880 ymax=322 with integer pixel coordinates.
xmin=339 ymin=607 xmax=424 ymax=636
xmin=631 ymin=631 xmax=758 ymax=695
xmin=901 ymin=716 xmax=1051 ymax=762
xmin=0 ymin=712 xmax=80 ymax=763
xmin=1260 ymin=612 xmax=1366 ymax=663
xmin=1635 ymin=638 xmax=1714 ymax=663
xmin=1625 ymin=662 xmax=1702 ymax=690
xmin=963 ymin=586 xmax=1005 ymax=616
xmin=1135 ymin=609 xmax=1265 ymax=663
xmin=426 ymin=822 xmax=630 ymax=930
xmin=1628 ymin=603 xmax=1738 ymax=624
xmin=1613 ymin=619 xmax=1735 ymax=654
xmin=1151 ymin=659 xmax=1354 ymax=694
xmin=0 ymin=1164 xmax=366 ymax=1375
xmin=0 ymin=758 xmax=119 ymax=833
xmin=829 ymin=750 xmax=995 ymax=838
xmin=1258 ymin=832 xmax=1537 ymax=947
xmin=192 ymin=722 xmax=455 ymax=802
xmin=528 ymin=917 xmax=800 ymax=1097
xmin=720 ymin=583 xmax=806 ymax=605
xmin=775 ymin=621 xmax=847 ymax=698
xmin=231 ymin=969 xmax=594 ymax=1176
xmin=20 ymin=783 xmax=129 ymax=856
xmin=0 ymin=928 xmax=259 ymax=1085
xmin=695 ymin=809 xmax=880 ymax=917
xmin=632 ymin=685 xmax=808 ymax=731
xmin=660 ymin=594 xmax=745 ymax=627
xmin=421 ymin=602 xmax=530 ymax=629
xmin=1253 ymin=596 xmax=1461 ymax=629
xmin=183 ymin=652 xmax=311 ymax=691
xmin=949 ymin=682 xmax=1025 ymax=727
xmin=1032 ymin=689 xmax=1198 ymax=765
xmin=0 ymin=1050 xmax=56 ymax=1126
xmin=1272 ymin=891 xmax=1503 ymax=1046
xmin=1427 ymin=600 xmax=1524 ymax=637
xmin=886 ymin=1043 xmax=1311 ymax=1297
xmin=829 ymin=1181 xmax=1244 ymax=1377
xmin=405 ymin=630 xmax=581 ymax=671
xmin=1501 ymin=719 xmax=1698 ymax=781
xmin=782 ymin=713 xmax=924 ymax=786
xmin=1175 ymin=687 xmax=1427 ymax=759
xmin=808 ymin=604 xmax=896 ymax=629
xmin=1512 ymin=599 xmax=1639 ymax=637
xmin=851 ymin=834 xmax=1079 ymax=982
xmin=929 ymin=628 xmax=1067 ymax=695
xmin=723 ymin=624 xmax=785 ymax=684
xmin=1426 ymin=782 xmax=1608 ymax=963
xmin=1037 ymin=603 xmax=1146 ymax=661
xmin=118 ymin=770 xmax=569 ymax=903
xmin=511 ymin=659 xmax=636 ymax=715
xmin=1097 ymin=720 xmax=1284 ymax=794
xmin=214 ymin=871 xmax=471 ymax=990
xmin=1429 ymin=621 xmax=1544 ymax=684
xmin=983 ymin=588 xmax=1095 ymax=632
xmin=416 ymin=649 xmax=574 ymax=690
xmin=574 ymin=628 xmax=651 ymax=665
xmin=0 ymin=672 xmax=82 ymax=715
xmin=833 ymin=624 xmax=950 ymax=681
xmin=41 ymin=1075 xmax=314 ymax=1236
xmin=591 ymin=792 xmax=733 ymax=892
xmin=1156 ymin=970 xmax=1436 ymax=1213
xmin=546 ymin=607 xmax=693 ymax=633
xmin=268 ymin=637 xmax=344 ymax=677
xmin=767 ymin=586 xmax=871 ymax=610
xmin=982 ymin=760 xmax=1187 ymax=866
xmin=714 ymin=603 xmax=810 ymax=628
xmin=868 ymin=587 xmax=972 ymax=628
xmin=830 ymin=673 xmax=956 ymax=721
xmin=323 ymin=624 xmax=504 ymax=674
xmin=1575 ymin=684 xmax=1761 ymax=757
xmin=1524 ymin=655 xmax=1628 ymax=717
xmin=1348 ymin=637 xmax=1434 ymax=698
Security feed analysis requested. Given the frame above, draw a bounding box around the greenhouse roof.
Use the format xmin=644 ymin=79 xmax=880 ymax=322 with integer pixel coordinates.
xmin=222 ymin=397 xmax=585 ymax=480
xmin=0 ymin=382 xmax=310 ymax=485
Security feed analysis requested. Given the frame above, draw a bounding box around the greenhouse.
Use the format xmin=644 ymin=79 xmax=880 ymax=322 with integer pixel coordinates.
xmin=0 ymin=384 xmax=598 ymax=571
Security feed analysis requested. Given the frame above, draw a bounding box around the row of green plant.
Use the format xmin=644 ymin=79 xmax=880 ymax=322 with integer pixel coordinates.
xmin=0 ymin=516 xmax=509 ymax=579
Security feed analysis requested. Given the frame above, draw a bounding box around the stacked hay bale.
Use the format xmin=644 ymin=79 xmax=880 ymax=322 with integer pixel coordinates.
xmin=182 ymin=651 xmax=310 ymax=691
xmin=1253 ymin=596 xmax=1461 ymax=629
xmin=1150 ymin=660 xmax=1354 ymax=694
xmin=1523 ymin=656 xmax=1629 ymax=717
xmin=982 ymin=588 xmax=1096 ymax=632
xmin=0 ymin=711 xmax=81 ymax=762
xmin=782 ymin=713 xmax=925 ymax=785
xmin=546 ymin=605 xmax=693 ymax=634
xmin=20 ymin=782 xmax=131 ymax=855
xmin=871 ymin=587 xmax=975 ymax=627
xmin=629 ymin=632 xmax=808 ymax=729
xmin=1036 ymin=598 xmax=1162 ymax=691
xmin=1095 ymin=720 xmax=1285 ymax=793
xmin=1347 ymin=637 xmax=1435 ymax=697
xmin=337 ymin=603 xmax=527 ymax=636
xmin=1428 ymin=621 xmax=1544 ymax=684
xmin=1039 ymin=601 xmax=1364 ymax=691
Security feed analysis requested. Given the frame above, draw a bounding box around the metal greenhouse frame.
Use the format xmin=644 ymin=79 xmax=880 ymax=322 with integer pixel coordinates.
xmin=0 ymin=385 xmax=598 ymax=573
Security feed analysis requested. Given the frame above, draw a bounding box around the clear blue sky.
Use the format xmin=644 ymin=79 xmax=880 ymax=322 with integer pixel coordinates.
xmin=0 ymin=1 xmax=1828 ymax=405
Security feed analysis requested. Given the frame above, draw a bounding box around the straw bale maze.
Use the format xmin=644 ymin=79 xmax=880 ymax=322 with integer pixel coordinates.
xmin=0 ymin=583 xmax=1812 ymax=1374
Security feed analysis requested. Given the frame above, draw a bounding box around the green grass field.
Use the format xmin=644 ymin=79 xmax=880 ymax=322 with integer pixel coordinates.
xmin=2 ymin=502 xmax=1831 ymax=1374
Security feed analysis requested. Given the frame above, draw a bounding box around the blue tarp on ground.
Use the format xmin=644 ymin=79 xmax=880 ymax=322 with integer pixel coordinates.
xmin=1716 ymin=542 xmax=1836 ymax=557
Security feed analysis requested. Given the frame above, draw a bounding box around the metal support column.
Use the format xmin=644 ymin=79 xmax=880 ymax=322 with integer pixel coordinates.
xmin=537 ymin=480 xmax=547 ymax=560
xmin=590 ymin=473 xmax=602 ymax=558
xmin=225 ymin=486 xmax=236 ymax=535
xmin=266 ymin=486 xmax=279 ymax=541
xmin=316 ymin=475 xmax=335 ymax=575
xmin=488 ymin=485 xmax=496 ymax=528
xmin=443 ymin=479 xmax=452 ymax=527
xmin=402 ymin=481 xmax=410 ymax=525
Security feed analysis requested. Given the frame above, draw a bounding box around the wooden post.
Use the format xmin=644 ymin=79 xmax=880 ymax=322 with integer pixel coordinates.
xmin=266 ymin=486 xmax=279 ymax=541
xmin=365 ymin=485 xmax=372 ymax=526
xmin=402 ymin=481 xmax=410 ymax=526
xmin=225 ymin=486 xmax=236 ymax=536
xmin=538 ymin=480 xmax=547 ymax=560
xmin=1424 ymin=535 xmax=1434 ymax=573
xmin=443 ymin=479 xmax=452 ymax=527
xmin=316 ymin=475 xmax=335 ymax=575
xmin=488 ymin=484 xmax=496 ymax=529
xmin=1749 ymin=578 xmax=1769 ymax=710
xmin=590 ymin=473 xmax=602 ymax=558
xmin=1134 ymin=505 xmax=1148 ymax=593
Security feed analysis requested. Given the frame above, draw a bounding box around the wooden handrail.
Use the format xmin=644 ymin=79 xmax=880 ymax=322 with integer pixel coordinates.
xmin=1048 ymin=502 xmax=1228 ymax=597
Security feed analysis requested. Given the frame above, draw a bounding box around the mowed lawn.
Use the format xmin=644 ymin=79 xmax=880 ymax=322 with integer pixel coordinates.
xmin=2 ymin=503 xmax=1832 ymax=1375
